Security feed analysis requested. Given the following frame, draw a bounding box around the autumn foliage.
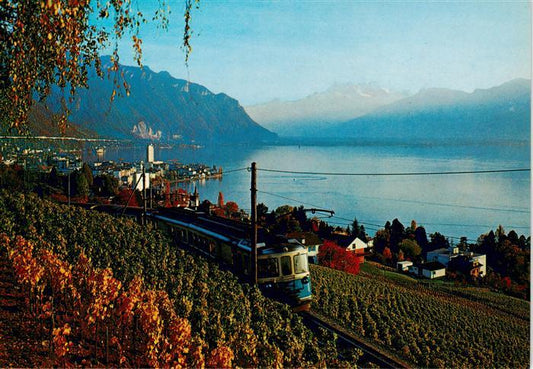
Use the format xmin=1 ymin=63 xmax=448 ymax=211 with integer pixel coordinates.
xmin=114 ymin=188 xmax=141 ymax=207
xmin=0 ymin=192 xmax=353 ymax=367
xmin=2 ymin=0 xmax=200 ymax=131
xmin=318 ymin=240 xmax=360 ymax=275
xmin=0 ymin=233 xmax=233 ymax=367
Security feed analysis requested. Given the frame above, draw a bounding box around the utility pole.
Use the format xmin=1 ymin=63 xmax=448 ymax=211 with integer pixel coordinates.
xmin=142 ymin=165 xmax=147 ymax=226
xmin=67 ymin=171 xmax=71 ymax=206
xmin=250 ymin=162 xmax=258 ymax=285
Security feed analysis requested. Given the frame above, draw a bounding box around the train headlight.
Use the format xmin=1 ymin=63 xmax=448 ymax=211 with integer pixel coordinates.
xmin=302 ymin=276 xmax=309 ymax=284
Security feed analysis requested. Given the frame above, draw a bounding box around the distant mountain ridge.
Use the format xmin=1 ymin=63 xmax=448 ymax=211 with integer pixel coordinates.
xmin=245 ymin=84 xmax=408 ymax=136
xmin=322 ymin=78 xmax=531 ymax=141
xmin=39 ymin=56 xmax=276 ymax=143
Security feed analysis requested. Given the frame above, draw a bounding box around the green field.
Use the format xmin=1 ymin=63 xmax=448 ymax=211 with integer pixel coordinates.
xmin=311 ymin=263 xmax=530 ymax=368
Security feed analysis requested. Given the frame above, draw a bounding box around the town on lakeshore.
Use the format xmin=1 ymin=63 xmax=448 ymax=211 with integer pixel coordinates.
xmin=0 ymin=139 xmax=222 ymax=207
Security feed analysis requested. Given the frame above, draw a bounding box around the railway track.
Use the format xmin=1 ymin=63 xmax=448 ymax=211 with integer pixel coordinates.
xmin=300 ymin=310 xmax=411 ymax=369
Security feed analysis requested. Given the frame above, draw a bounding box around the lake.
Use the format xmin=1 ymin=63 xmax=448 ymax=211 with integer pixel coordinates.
xmin=101 ymin=138 xmax=530 ymax=242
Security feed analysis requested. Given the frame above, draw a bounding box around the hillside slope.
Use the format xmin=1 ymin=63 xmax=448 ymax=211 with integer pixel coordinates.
xmin=0 ymin=191 xmax=348 ymax=367
xmin=0 ymin=102 xmax=97 ymax=138
xmin=311 ymin=263 xmax=530 ymax=368
xmin=42 ymin=57 xmax=276 ymax=143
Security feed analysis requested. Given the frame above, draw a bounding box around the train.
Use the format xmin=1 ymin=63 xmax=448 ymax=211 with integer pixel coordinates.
xmin=88 ymin=204 xmax=313 ymax=308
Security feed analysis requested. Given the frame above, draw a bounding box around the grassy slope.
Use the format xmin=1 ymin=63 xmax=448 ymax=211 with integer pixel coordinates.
xmin=311 ymin=263 xmax=530 ymax=368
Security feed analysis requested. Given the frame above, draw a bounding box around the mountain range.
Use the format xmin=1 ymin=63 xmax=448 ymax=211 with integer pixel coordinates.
xmin=26 ymin=59 xmax=530 ymax=143
xmin=323 ymin=78 xmax=530 ymax=140
xmin=36 ymin=56 xmax=276 ymax=143
xmin=247 ymin=78 xmax=530 ymax=141
xmin=245 ymin=84 xmax=408 ymax=136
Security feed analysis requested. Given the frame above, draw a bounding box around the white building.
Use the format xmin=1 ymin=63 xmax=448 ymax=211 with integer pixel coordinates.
xmin=426 ymin=246 xmax=459 ymax=266
xmin=397 ymin=260 xmax=413 ymax=272
xmin=409 ymin=262 xmax=446 ymax=279
xmin=96 ymin=147 xmax=105 ymax=162
xmin=147 ymin=144 xmax=154 ymax=163
xmin=427 ymin=246 xmax=487 ymax=276
xmin=339 ymin=236 xmax=368 ymax=253
xmin=421 ymin=262 xmax=446 ymax=279
xmin=133 ymin=172 xmax=150 ymax=191
xmin=470 ymin=254 xmax=487 ymax=276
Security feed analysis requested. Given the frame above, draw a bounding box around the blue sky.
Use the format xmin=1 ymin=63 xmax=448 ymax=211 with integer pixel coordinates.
xmin=109 ymin=0 xmax=531 ymax=105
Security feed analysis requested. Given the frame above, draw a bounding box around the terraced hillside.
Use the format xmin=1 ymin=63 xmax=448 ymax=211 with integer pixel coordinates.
xmin=0 ymin=191 xmax=351 ymax=367
xmin=311 ymin=263 xmax=530 ymax=368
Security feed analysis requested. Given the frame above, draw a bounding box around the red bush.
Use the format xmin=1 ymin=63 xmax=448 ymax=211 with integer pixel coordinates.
xmin=318 ymin=240 xmax=360 ymax=275
xmin=115 ymin=189 xmax=140 ymax=207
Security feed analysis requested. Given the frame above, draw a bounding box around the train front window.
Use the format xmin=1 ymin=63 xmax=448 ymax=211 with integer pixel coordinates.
xmin=258 ymin=258 xmax=279 ymax=278
xmin=281 ymin=256 xmax=292 ymax=276
xmin=294 ymin=254 xmax=308 ymax=274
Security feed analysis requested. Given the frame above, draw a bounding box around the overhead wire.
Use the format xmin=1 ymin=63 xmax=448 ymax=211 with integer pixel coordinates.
xmin=329 ymin=213 xmax=467 ymax=240
xmin=243 ymin=165 xmax=530 ymax=240
xmin=255 ymin=166 xmax=528 ymax=214
xmin=257 ymin=190 xmax=327 ymax=209
xmin=257 ymin=167 xmax=530 ymax=176
xmin=222 ymin=167 xmax=248 ymax=174
xmin=354 ymin=195 xmax=529 ymax=214
xmin=257 ymin=189 xmax=523 ymax=241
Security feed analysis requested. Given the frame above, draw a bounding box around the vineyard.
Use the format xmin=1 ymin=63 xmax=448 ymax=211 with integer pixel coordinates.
xmin=0 ymin=191 xmax=353 ymax=367
xmin=311 ymin=263 xmax=530 ymax=368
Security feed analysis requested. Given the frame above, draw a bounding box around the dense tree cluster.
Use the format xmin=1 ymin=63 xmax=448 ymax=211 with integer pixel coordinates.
xmin=370 ymin=217 xmax=530 ymax=299
xmin=373 ymin=218 xmax=451 ymax=264
xmin=0 ymin=162 xmax=135 ymax=204
xmin=474 ymin=227 xmax=530 ymax=299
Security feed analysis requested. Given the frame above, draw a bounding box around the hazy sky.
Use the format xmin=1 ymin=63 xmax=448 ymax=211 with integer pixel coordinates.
xmin=110 ymin=0 xmax=531 ymax=105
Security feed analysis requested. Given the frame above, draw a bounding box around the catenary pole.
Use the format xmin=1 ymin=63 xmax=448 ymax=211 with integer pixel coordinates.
xmin=68 ymin=171 xmax=71 ymax=206
xmin=142 ymin=165 xmax=147 ymax=226
xmin=251 ymin=162 xmax=258 ymax=285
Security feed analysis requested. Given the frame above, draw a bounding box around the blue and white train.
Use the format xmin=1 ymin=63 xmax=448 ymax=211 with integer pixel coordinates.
xmin=150 ymin=207 xmax=313 ymax=308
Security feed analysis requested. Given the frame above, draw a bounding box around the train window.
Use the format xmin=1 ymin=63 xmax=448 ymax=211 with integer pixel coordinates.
xmin=220 ymin=243 xmax=233 ymax=265
xmin=281 ymin=256 xmax=292 ymax=276
xmin=294 ymin=254 xmax=308 ymax=274
xmin=258 ymin=258 xmax=279 ymax=278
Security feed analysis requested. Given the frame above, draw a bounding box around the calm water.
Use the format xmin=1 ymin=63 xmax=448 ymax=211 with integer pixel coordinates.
xmin=102 ymin=139 xmax=530 ymax=241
